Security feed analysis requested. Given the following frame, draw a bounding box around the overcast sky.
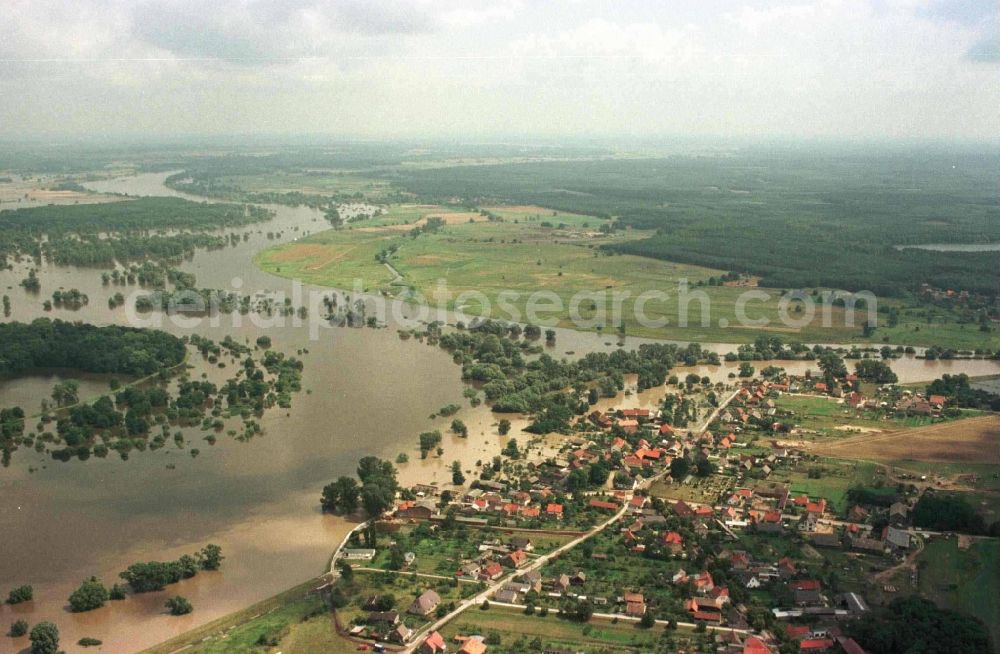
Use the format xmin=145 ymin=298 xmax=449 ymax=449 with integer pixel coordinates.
xmin=1 ymin=0 xmax=998 ymax=140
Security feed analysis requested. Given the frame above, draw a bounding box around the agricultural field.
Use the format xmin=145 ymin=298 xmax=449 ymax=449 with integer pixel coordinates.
xmin=207 ymin=170 xmax=394 ymax=197
xmin=915 ymin=537 xmax=1000 ymax=651
xmin=810 ymin=415 xmax=1000 ymax=465
xmin=257 ymin=203 xmax=874 ymax=344
xmin=438 ymin=604 xmax=707 ymax=654
xmin=0 ymin=174 xmax=121 ymax=207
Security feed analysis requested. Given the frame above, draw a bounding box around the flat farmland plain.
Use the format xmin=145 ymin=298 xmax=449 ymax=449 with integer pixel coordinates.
xmin=256 ymin=203 xmax=869 ymax=344
xmin=810 ymin=415 xmax=1000 ymax=464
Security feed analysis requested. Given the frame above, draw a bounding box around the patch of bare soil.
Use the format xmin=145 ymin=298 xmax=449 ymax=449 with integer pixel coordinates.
xmin=810 ymin=415 xmax=1000 ymax=464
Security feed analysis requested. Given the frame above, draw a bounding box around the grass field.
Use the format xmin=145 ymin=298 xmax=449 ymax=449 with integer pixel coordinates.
xmin=777 ymin=394 xmax=978 ymax=441
xmin=257 ymin=203 xmax=876 ymax=344
xmin=917 ymin=537 xmax=1000 ymax=651
xmin=139 ymin=579 xmax=329 ymax=654
xmin=202 ymin=170 xmax=396 ymax=199
xmin=770 ymin=459 xmax=885 ymax=513
xmin=438 ymin=605 xmax=704 ymax=653
xmin=885 ymin=461 xmax=1000 ymax=490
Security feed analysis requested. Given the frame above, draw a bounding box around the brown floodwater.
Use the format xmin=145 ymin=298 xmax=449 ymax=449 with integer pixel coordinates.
xmin=0 ymin=172 xmax=997 ymax=653
xmin=0 ymin=372 xmax=126 ymax=416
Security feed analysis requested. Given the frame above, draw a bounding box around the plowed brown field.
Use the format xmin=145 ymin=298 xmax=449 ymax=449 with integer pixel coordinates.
xmin=809 ymin=415 xmax=1000 ymax=464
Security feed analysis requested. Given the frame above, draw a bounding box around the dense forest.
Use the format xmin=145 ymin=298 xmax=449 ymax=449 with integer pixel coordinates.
xmin=0 ymin=319 xmax=186 ymax=378
xmin=848 ymin=596 xmax=992 ymax=654
xmin=0 ymin=197 xmax=271 ymax=266
xmin=912 ymin=491 xmax=999 ymax=535
xmin=391 ymin=148 xmax=1000 ymax=296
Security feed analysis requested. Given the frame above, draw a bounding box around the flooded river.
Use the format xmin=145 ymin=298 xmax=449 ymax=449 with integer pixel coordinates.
xmin=1 ymin=173 xmax=998 ymax=652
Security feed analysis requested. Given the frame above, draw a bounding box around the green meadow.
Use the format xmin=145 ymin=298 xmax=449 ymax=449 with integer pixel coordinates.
xmin=774 ymin=394 xmax=976 ymax=441
xmin=257 ymin=204 xmax=877 ymax=344
xmin=917 ymin=538 xmax=1000 ymax=650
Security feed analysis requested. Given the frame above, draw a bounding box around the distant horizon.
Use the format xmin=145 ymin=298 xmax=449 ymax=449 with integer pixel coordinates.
xmin=1 ymin=133 xmax=999 ymax=150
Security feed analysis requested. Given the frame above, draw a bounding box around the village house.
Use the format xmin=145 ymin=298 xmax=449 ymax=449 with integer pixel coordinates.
xmin=493 ymin=589 xmax=519 ymax=604
xmin=884 ymin=525 xmax=911 ymax=551
xmin=663 ymin=530 xmax=684 ymax=554
xmin=685 ymin=597 xmax=723 ymax=623
xmin=389 ymin=624 xmax=414 ymax=644
xmin=458 ymin=561 xmax=482 ymax=578
xmin=501 ymin=549 xmax=529 ymax=569
xmin=419 ymin=630 xmax=447 ymax=654
xmin=850 ymin=534 xmax=886 ymax=554
xmin=479 ymin=562 xmax=503 ymax=581
xmin=408 ymin=589 xmax=441 ymax=616
xmin=396 ymin=499 xmax=436 ymax=520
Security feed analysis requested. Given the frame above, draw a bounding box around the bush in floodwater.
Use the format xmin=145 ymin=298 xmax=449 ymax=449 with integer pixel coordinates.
xmin=166 ymin=595 xmax=193 ymax=615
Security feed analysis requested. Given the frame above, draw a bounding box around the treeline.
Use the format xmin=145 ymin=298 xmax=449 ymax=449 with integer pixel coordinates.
xmin=926 ymin=373 xmax=1000 ymax=411
xmin=0 ymin=196 xmax=267 ymax=233
xmin=119 ymin=544 xmax=223 ymax=593
xmin=391 ymin=151 xmax=1000 ymax=296
xmin=611 ymin=227 xmax=999 ymax=297
xmin=912 ymin=491 xmax=1000 ymax=536
xmin=848 ymin=596 xmax=992 ymax=654
xmin=45 ymin=232 xmax=240 ymax=267
xmin=0 ymin=197 xmax=271 ymax=266
xmin=0 ymin=319 xmax=185 ymax=378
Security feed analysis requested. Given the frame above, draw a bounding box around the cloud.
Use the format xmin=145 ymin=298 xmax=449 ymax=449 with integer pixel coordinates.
xmin=919 ymin=0 xmax=999 ymax=26
xmin=966 ymin=34 xmax=1000 ymax=62
xmin=129 ymin=0 xmax=436 ymax=62
xmin=440 ymin=1 xmax=523 ymax=29
xmin=0 ymin=0 xmax=998 ymax=139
